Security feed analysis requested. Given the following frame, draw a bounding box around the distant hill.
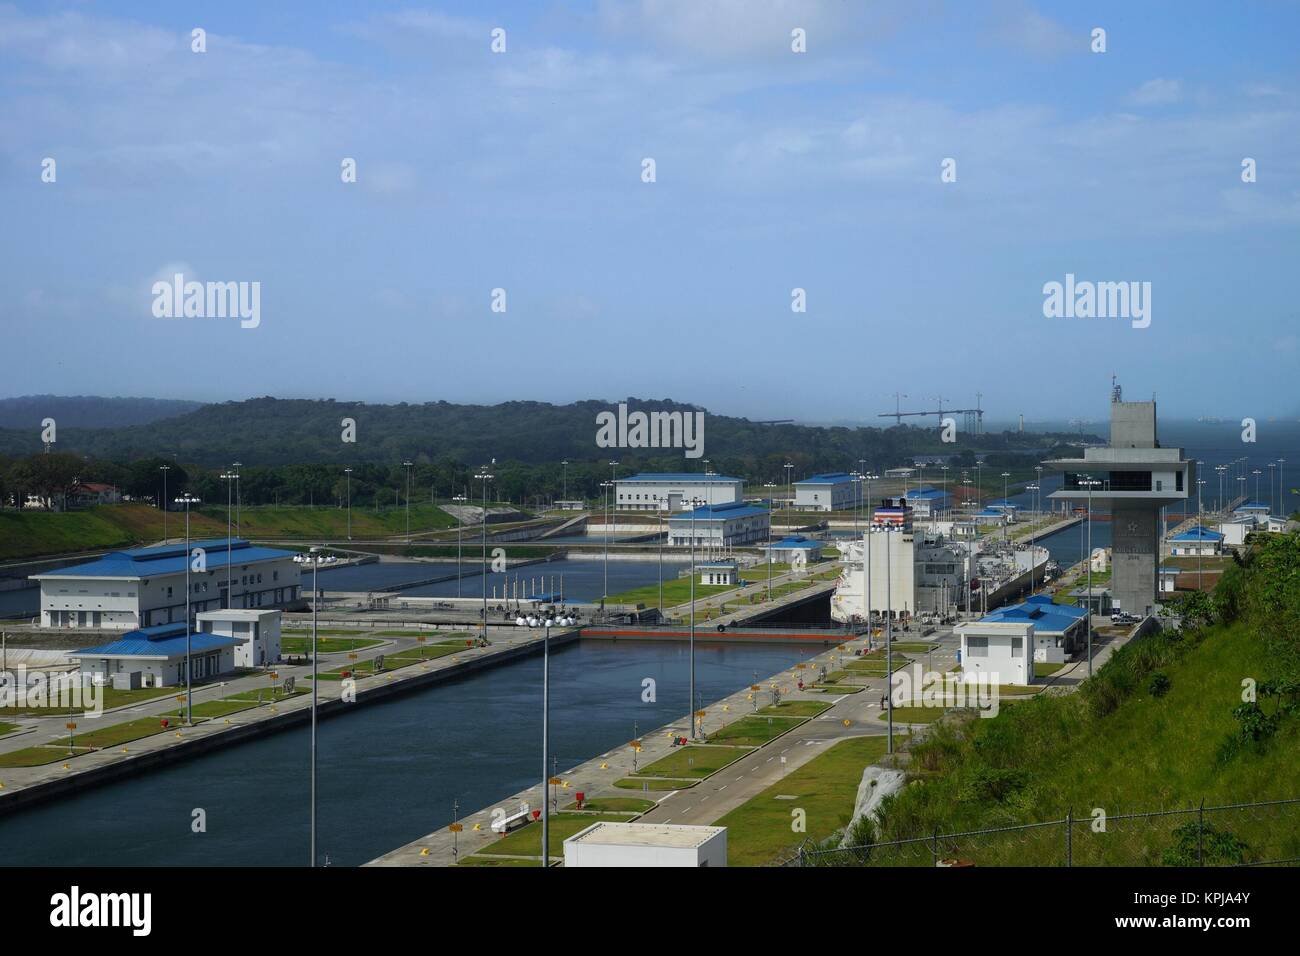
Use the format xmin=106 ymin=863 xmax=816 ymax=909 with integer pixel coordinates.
xmin=0 ymin=395 xmax=202 ymax=430
xmin=0 ymin=395 xmax=1092 ymax=468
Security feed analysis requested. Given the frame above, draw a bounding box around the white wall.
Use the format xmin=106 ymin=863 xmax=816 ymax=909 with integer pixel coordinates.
xmin=957 ymin=622 xmax=1031 ymax=685
xmin=564 ymin=829 xmax=727 ymax=867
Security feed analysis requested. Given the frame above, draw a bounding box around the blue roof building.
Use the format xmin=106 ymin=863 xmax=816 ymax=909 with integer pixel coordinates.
xmin=794 ymin=472 xmax=857 ymax=512
xmin=667 ymin=501 xmax=771 ymax=549
xmin=615 ymin=473 xmax=743 ymax=511
xmin=69 ymin=622 xmax=242 ymax=688
xmin=32 ymin=538 xmax=302 ymax=631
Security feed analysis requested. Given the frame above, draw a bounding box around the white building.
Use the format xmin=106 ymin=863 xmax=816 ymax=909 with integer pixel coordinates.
xmin=68 ymin=622 xmax=240 ymax=689
xmin=563 ymin=822 xmax=727 ymax=867
xmin=698 ymin=562 xmax=737 ymax=586
xmin=1168 ymin=526 xmax=1222 ymax=557
xmin=31 ymin=538 xmax=301 ymax=630
xmin=763 ymin=536 xmax=823 ymax=565
xmin=902 ymin=486 xmax=952 ymax=518
xmin=667 ymin=502 xmax=770 ymax=549
xmin=955 ymin=621 xmax=1032 ymax=685
xmin=196 ymin=608 xmax=282 ymax=667
xmin=615 ymin=473 xmax=742 ymax=512
xmin=1158 ymin=565 xmax=1180 ymax=594
xmin=793 ymin=473 xmax=856 ymax=512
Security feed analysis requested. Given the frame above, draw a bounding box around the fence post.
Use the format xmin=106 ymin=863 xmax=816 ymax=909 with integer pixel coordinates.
xmin=798 ymin=843 xmax=806 ymax=868
xmin=1066 ymin=810 xmax=1072 ymax=867
xmin=1197 ymin=799 xmax=1205 ymax=867
xmin=932 ymin=827 xmax=939 ymax=866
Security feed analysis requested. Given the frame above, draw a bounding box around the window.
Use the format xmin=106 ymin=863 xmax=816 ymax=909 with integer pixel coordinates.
xmin=966 ymin=636 xmax=988 ymax=658
xmin=1010 ymin=638 xmax=1023 ymax=657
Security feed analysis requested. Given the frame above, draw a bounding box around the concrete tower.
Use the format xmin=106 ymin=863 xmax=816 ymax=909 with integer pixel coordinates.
xmin=1043 ymin=386 xmax=1194 ymax=617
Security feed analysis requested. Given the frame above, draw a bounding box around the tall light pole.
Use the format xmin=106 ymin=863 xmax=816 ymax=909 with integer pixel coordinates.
xmin=453 ymin=492 xmax=467 ymax=597
xmin=1001 ymin=472 xmax=1010 ymax=541
xmin=159 ymin=465 xmax=170 ymax=540
xmin=175 ymin=492 xmax=200 ymax=725
xmin=344 ymin=467 xmax=353 ymax=540
xmin=403 ymin=460 xmax=414 ymax=542
xmin=864 ymin=473 xmax=877 ymax=647
xmin=1215 ymin=464 xmax=1226 ymax=514
xmin=605 ymin=461 xmax=618 ymax=602
xmin=1027 ymin=482 xmax=1039 ymax=592
xmin=220 ymin=471 xmax=237 ymax=608
xmin=1268 ymin=463 xmax=1276 ymax=515
xmin=1253 ymin=469 xmax=1263 ymax=506
xmin=541 ymin=617 xmax=550 ymax=866
xmin=476 ymin=469 xmax=493 ymax=641
xmin=1034 ymin=466 xmax=1043 ymax=519
xmin=687 ymin=495 xmax=705 ymax=740
xmin=560 ymin=460 xmax=568 ymax=504
xmin=940 ymin=464 xmax=950 ymax=519
xmin=784 ymin=462 xmax=793 ymax=513
xmin=764 ymin=482 xmax=779 ymax=601
xmin=232 ymin=462 xmax=243 ymax=536
xmin=309 ymin=544 xmax=320 ymax=867
xmin=962 ymin=476 xmax=973 ymax=615
xmin=1197 ymin=478 xmax=1207 ymax=592
xmin=1079 ymin=476 xmax=1101 ymax=677
xmin=885 ymin=514 xmax=894 ymax=754
xmin=1281 ymin=458 xmax=1287 ymax=516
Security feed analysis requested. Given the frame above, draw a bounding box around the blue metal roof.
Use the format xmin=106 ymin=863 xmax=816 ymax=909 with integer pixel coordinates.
xmin=980 ymin=599 xmax=1085 ymax=634
xmin=770 ymin=536 xmax=821 ymax=549
xmin=796 ymin=472 xmax=854 ymax=485
xmin=36 ymin=539 xmax=297 ymax=580
xmin=71 ymin=622 xmax=239 ymax=659
xmin=621 ymin=473 xmax=740 ymax=483
xmin=670 ymin=502 xmax=770 ymax=521
xmin=1171 ymin=526 xmax=1223 ymax=542
xmin=905 ymin=487 xmax=949 ymax=499
xmin=1234 ymin=501 xmax=1270 ymax=510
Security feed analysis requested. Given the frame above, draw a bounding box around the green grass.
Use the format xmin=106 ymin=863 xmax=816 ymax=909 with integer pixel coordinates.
xmin=225 ymin=686 xmax=308 ymax=703
xmin=0 ymin=501 xmax=460 ymax=562
xmin=310 ymin=644 xmax=461 ymax=679
xmin=1034 ymin=661 xmax=1066 ymax=677
xmin=606 ymin=579 xmax=735 ymax=607
xmin=0 ymin=721 xmax=20 ymax=737
xmin=890 ymin=642 xmax=938 ymax=653
xmin=456 ymin=855 xmax=543 ymax=867
xmin=632 ymin=745 xmax=747 ymax=779
xmin=614 ymin=777 xmax=698 ymax=791
xmin=0 ymin=683 xmax=179 ymax=718
xmin=0 ymin=746 xmax=95 ymax=767
xmin=757 ymin=700 xmax=833 ymax=718
xmin=714 ymin=735 xmax=893 ymax=866
xmin=877 ymin=706 xmax=943 ymax=723
xmin=869 ymin=619 xmax=1300 ymax=866
xmin=471 ymin=813 xmax=629 ymax=859
xmin=280 ymin=636 xmax=383 ymax=654
xmin=705 ymin=716 xmax=803 ymax=747
xmin=564 ymin=797 xmax=655 ymax=813
xmin=160 ymin=699 xmax=261 ymax=720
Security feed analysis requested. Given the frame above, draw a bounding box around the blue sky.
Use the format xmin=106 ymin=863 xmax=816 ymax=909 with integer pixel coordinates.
xmin=2 ymin=1 xmax=1298 ymax=423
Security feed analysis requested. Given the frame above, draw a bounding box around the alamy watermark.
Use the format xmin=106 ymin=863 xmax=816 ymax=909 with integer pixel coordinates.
xmin=891 ymin=662 xmax=1000 ymax=718
xmin=152 ymin=272 xmax=261 ymax=329
xmin=1042 ymin=273 xmax=1150 ymax=329
xmin=595 ymin=402 xmax=704 ymax=459
xmin=0 ymin=667 xmax=103 ymax=717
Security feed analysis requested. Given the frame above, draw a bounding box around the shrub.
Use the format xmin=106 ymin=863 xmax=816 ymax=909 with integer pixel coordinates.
xmin=1148 ymin=671 xmax=1171 ymax=697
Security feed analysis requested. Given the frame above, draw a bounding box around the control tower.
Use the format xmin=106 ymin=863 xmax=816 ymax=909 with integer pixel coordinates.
xmin=1043 ymin=383 xmax=1195 ymax=617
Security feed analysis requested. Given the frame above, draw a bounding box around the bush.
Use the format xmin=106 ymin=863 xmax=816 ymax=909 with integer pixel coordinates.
xmin=1147 ymin=671 xmax=1171 ymax=697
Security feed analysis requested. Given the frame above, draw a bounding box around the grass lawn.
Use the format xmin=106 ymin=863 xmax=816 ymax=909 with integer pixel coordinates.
xmin=310 ymin=646 xmax=459 ymax=680
xmin=714 ymin=735 xmax=892 ymax=866
xmin=1034 ymin=661 xmax=1066 ymax=677
xmin=877 ymin=706 xmax=944 ymax=723
xmin=372 ymin=630 xmax=473 ymax=640
xmin=706 ymin=715 xmax=803 ymax=747
xmin=282 ymin=628 xmax=367 ymax=636
xmin=632 ymin=745 xmax=747 ymax=779
xmin=0 ymin=721 xmax=19 ymax=736
xmin=472 ymin=813 xmax=629 ymax=859
xmin=810 ymin=684 xmax=864 ymax=694
xmin=607 ymin=579 xmax=735 ymax=607
xmin=457 ymin=855 xmax=543 ymax=867
xmin=757 ymin=700 xmax=833 ymax=718
xmin=161 ymin=699 xmax=261 ymax=720
xmin=1 ymin=683 xmax=176 ymax=718
xmin=614 ymin=777 xmax=698 ymax=791
xmin=564 ymin=797 xmax=655 ymax=813
xmin=280 ymin=636 xmax=384 ymax=654
xmin=890 ymin=642 xmax=938 ymax=653
xmin=226 ymin=686 xmax=308 ymax=703
xmin=0 ymin=745 xmax=96 ymax=767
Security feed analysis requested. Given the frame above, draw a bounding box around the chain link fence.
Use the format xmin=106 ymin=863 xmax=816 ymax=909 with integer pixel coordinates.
xmin=787 ymin=797 xmax=1300 ymax=867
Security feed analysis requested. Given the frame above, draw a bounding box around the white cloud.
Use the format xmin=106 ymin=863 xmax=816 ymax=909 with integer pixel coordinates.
xmin=1129 ymin=78 xmax=1182 ymax=106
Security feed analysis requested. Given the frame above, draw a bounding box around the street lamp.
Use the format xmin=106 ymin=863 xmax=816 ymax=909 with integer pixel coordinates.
xmin=1001 ymin=472 xmax=1010 ymax=540
xmin=174 ymin=492 xmax=200 ymax=725
xmin=403 ymin=460 xmax=414 ymax=542
xmin=232 ymin=462 xmax=243 ymax=536
xmin=344 ymin=467 xmax=353 ymax=540
xmin=1078 ymin=476 xmax=1101 ymax=678
xmin=309 ymin=544 xmax=321 ymax=867
xmin=452 ymin=492 xmax=468 ymax=597
xmin=863 ymin=473 xmax=877 ymax=649
xmin=763 ymin=483 xmax=779 ymax=601
xmin=541 ymin=615 xmax=551 ymax=866
xmin=605 ymin=461 xmax=618 ymax=603
xmin=220 ymin=471 xmax=237 ymax=608
xmin=784 ymin=462 xmax=793 ymax=513
xmin=475 ymin=469 xmax=494 ymax=641
xmin=560 ymin=460 xmax=569 ymax=504
xmin=159 ymin=465 xmax=170 ymax=539
xmin=686 ymin=496 xmax=707 ymax=743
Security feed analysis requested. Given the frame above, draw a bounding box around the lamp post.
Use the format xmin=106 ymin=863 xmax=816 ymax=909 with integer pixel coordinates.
xmin=232 ymin=462 xmax=243 ymax=536
xmin=885 ymin=515 xmax=894 ymax=755
xmin=940 ymin=465 xmax=950 ymax=519
xmin=403 ymin=460 xmax=414 ymax=543
xmin=541 ymin=617 xmax=550 ymax=866
xmin=220 ymin=471 xmax=237 ymax=608
xmin=863 ymin=473 xmax=876 ymax=644
xmin=1079 ymin=476 xmax=1101 ymax=677
xmin=309 ymin=544 xmax=320 ymax=867
xmin=784 ymin=462 xmax=793 ymax=513
xmin=599 ymin=480 xmax=614 ymax=612
xmin=475 ymin=469 xmax=493 ymax=641
xmin=1001 ymin=472 xmax=1010 ymax=541
xmin=174 ymin=492 xmax=200 ymax=724
xmin=1197 ymin=478 xmax=1207 ymax=592
xmin=344 ymin=467 xmax=353 ymax=540
xmin=1026 ymin=482 xmax=1039 ymax=592
xmin=1253 ymin=469 xmax=1262 ymax=507
xmin=452 ymin=493 xmax=467 ymax=597
xmin=763 ymin=483 xmax=779 ymax=601
xmin=962 ymin=476 xmax=973 ymax=615
xmin=561 ymin=460 xmax=568 ymax=505
xmin=687 ymin=496 xmax=705 ymax=740
xmin=159 ymin=465 xmax=170 ymax=540
xmin=1215 ymin=464 xmax=1226 ymax=514
xmin=606 ymin=461 xmax=618 ymax=602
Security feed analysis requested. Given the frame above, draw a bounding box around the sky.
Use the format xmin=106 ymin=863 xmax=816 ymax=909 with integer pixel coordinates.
xmin=2 ymin=0 xmax=1298 ymax=425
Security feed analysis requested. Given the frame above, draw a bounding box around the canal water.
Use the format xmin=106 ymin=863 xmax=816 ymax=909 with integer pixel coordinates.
xmin=0 ymin=638 xmax=818 ymax=867
xmin=313 ymin=557 xmax=677 ymax=603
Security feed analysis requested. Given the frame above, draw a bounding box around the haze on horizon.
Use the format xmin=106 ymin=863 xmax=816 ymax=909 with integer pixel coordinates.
xmin=3 ymin=1 xmax=1299 ymax=421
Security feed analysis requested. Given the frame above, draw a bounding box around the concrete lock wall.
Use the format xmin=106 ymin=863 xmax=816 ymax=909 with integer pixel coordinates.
xmin=1111 ymin=502 xmax=1159 ymax=616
